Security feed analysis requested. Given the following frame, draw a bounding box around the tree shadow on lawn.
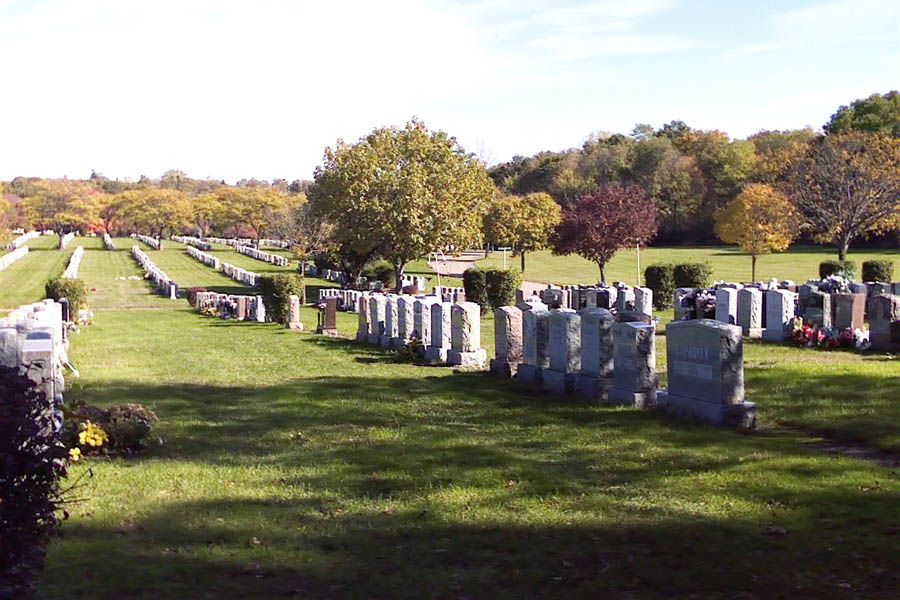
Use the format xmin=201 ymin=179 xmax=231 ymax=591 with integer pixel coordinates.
xmin=43 ymin=477 xmax=900 ymax=599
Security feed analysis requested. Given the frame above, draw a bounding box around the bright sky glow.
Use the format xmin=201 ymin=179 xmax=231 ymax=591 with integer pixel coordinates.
xmin=0 ymin=0 xmax=897 ymax=182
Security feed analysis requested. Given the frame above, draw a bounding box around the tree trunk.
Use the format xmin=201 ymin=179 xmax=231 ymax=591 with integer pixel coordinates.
xmin=520 ymin=252 xmax=526 ymax=272
xmin=751 ymin=254 xmax=757 ymax=283
xmin=394 ymin=262 xmax=406 ymax=292
xmin=598 ymin=261 xmax=606 ymax=284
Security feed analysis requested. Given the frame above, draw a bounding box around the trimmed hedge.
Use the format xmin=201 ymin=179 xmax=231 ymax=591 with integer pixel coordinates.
xmin=673 ymin=263 xmax=712 ymax=288
xmin=258 ymin=273 xmax=304 ymax=324
xmin=644 ymin=264 xmax=675 ymax=309
xmin=485 ymin=268 xmax=521 ymax=310
xmin=463 ymin=267 xmax=489 ymax=313
xmin=862 ymin=260 xmax=893 ymax=283
xmin=0 ymin=366 xmax=67 ymax=598
xmin=45 ymin=277 xmax=88 ymax=314
xmin=819 ymin=260 xmax=855 ymax=279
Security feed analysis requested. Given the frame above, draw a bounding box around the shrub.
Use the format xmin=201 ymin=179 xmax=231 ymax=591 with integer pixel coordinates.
xmin=485 ymin=268 xmax=521 ymax=310
xmin=819 ymin=260 xmax=855 ymax=279
xmin=362 ymin=259 xmax=395 ymax=288
xmin=862 ymin=260 xmax=893 ymax=283
xmin=258 ymin=273 xmax=304 ymax=324
xmin=462 ymin=267 xmax=489 ymax=312
xmin=70 ymin=403 xmax=159 ymax=451
xmin=185 ymin=286 xmax=207 ymax=307
xmin=673 ymin=263 xmax=712 ymax=288
xmin=45 ymin=277 xmax=88 ymax=314
xmin=644 ymin=264 xmax=675 ymax=309
xmin=0 ymin=366 xmax=68 ymax=597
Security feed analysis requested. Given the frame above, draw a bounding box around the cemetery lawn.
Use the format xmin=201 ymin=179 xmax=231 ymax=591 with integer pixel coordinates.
xmin=473 ymin=246 xmax=900 ymax=286
xmin=26 ymin=243 xmax=900 ymax=598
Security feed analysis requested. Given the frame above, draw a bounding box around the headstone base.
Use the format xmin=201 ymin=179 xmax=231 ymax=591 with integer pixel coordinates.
xmin=541 ymin=368 xmax=576 ymax=395
xmin=607 ymin=387 xmax=657 ymax=409
xmin=574 ymin=373 xmax=611 ymax=401
xmin=489 ymin=358 xmax=519 ymax=378
xmin=516 ymin=363 xmax=543 ymax=384
xmin=447 ymin=349 xmax=486 ymax=368
xmin=390 ymin=337 xmax=407 ymax=350
xmin=657 ymin=390 xmax=756 ymax=429
xmin=761 ymin=328 xmax=786 ymax=342
xmin=379 ymin=335 xmax=392 ymax=348
xmin=319 ymin=328 xmax=340 ymax=338
xmin=742 ymin=328 xmax=763 ymax=340
xmin=366 ymin=333 xmax=380 ymax=345
xmin=424 ymin=346 xmax=448 ymax=364
xmin=356 ymin=331 xmax=368 ymax=342
xmin=286 ymin=322 xmax=303 ymax=331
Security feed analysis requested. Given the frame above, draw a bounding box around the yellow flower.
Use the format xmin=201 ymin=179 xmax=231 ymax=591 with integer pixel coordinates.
xmin=77 ymin=421 xmax=108 ymax=448
xmin=68 ymin=447 xmax=81 ymax=461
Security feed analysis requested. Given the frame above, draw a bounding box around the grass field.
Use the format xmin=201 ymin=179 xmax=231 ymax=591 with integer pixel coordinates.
xmin=474 ymin=246 xmax=900 ymax=286
xmin=9 ymin=241 xmax=897 ymax=598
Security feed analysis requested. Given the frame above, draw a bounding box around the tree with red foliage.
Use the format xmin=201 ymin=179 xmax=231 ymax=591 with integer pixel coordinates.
xmin=550 ymin=184 xmax=658 ymax=283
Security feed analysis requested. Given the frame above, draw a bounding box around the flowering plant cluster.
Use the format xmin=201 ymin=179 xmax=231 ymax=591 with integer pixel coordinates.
xmin=816 ymin=275 xmax=851 ymax=294
xmin=791 ymin=319 xmax=870 ymax=351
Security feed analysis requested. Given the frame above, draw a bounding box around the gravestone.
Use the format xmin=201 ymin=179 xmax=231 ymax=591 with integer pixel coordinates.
xmin=254 ymin=295 xmax=266 ymax=322
xmin=633 ymin=287 xmax=653 ymax=316
xmin=575 ymin=308 xmax=615 ymax=400
xmin=608 ymin=321 xmax=657 ymax=408
xmin=395 ymin=296 xmax=415 ymax=348
xmin=540 ymin=288 xmax=564 ymax=309
xmin=317 ymin=297 xmax=338 ymax=336
xmin=615 ymin=287 xmax=634 ymax=313
xmin=424 ymin=302 xmax=452 ymax=363
xmin=542 ymin=309 xmax=581 ymax=395
xmin=868 ymin=294 xmax=900 ymax=352
xmin=367 ymin=295 xmax=386 ymax=345
xmin=236 ymin=296 xmax=248 ymax=321
xmin=673 ymin=288 xmax=693 ymax=321
xmin=517 ymin=308 xmax=550 ymax=384
xmin=736 ymin=288 xmax=762 ymax=338
xmin=286 ymin=295 xmax=303 ymax=331
xmin=447 ymin=302 xmax=486 ymax=368
xmin=799 ymin=290 xmax=831 ymax=328
xmin=413 ymin=297 xmax=438 ymax=350
xmin=762 ymin=289 xmax=796 ymax=342
xmin=356 ymin=295 xmax=370 ymax=342
xmin=491 ymin=306 xmax=523 ymax=378
xmin=657 ymin=319 xmax=755 ymax=429
xmin=596 ymin=287 xmax=617 ymax=310
xmin=831 ymin=293 xmax=865 ymax=330
xmin=715 ymin=288 xmax=737 ymax=325
xmin=381 ymin=295 xmax=399 ymax=348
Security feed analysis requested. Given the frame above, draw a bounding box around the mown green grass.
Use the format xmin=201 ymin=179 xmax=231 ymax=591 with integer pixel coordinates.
xmin=0 ymin=234 xmax=82 ymax=309
xmin=474 ymin=246 xmax=900 ymax=286
xmin=25 ymin=240 xmax=900 ymax=599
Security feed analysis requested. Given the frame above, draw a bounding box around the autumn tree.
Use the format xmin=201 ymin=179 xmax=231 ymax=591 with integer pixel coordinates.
xmin=715 ymin=183 xmax=801 ymax=281
xmin=782 ymin=131 xmax=900 ymax=260
xmin=309 ymin=119 xmax=495 ymax=286
xmin=550 ymin=184 xmax=658 ymax=283
xmin=190 ymin=193 xmax=224 ymax=239
xmin=483 ymin=192 xmax=561 ymax=271
xmin=121 ymin=186 xmax=191 ymax=237
xmin=825 ymin=91 xmax=900 ymax=138
xmin=217 ymin=186 xmax=289 ymax=247
xmin=20 ymin=179 xmax=102 ymax=232
xmin=266 ymin=196 xmax=334 ymax=302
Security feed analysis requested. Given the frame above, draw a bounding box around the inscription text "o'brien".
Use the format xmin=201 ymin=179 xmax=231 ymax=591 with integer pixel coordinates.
xmin=676 ymin=346 xmax=709 ymax=362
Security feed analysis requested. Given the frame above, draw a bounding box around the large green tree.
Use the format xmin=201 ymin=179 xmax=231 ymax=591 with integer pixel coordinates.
xmin=825 ymin=91 xmax=900 ymax=138
xmin=309 ymin=119 xmax=495 ymax=285
xmin=483 ymin=192 xmax=561 ymax=271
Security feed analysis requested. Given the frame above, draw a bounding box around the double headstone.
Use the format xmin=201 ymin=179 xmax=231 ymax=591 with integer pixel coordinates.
xmin=447 ymin=302 xmax=486 ymax=368
xmin=491 ymin=306 xmax=523 ymax=378
xmin=799 ymin=290 xmax=831 ymax=328
xmin=575 ymin=308 xmax=614 ymax=400
xmin=608 ymin=321 xmax=657 ymax=408
xmin=831 ymin=293 xmax=865 ymax=330
xmin=657 ymin=319 xmax=755 ymax=429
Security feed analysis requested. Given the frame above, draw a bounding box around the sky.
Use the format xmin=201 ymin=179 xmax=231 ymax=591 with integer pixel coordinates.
xmin=0 ymin=0 xmax=897 ymax=183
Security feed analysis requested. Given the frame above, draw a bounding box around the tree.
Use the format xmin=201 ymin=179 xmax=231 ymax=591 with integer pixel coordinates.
xmin=782 ymin=131 xmax=900 ymax=260
xmin=825 ymin=91 xmax=900 ymax=138
xmin=483 ymin=193 xmax=561 ymax=271
xmin=96 ymin=193 xmax=123 ymax=234
xmin=190 ymin=193 xmax=224 ymax=239
xmin=715 ymin=184 xmax=801 ymax=281
xmin=121 ymin=186 xmax=191 ymax=237
xmin=549 ymin=184 xmax=658 ymax=283
xmin=266 ymin=196 xmax=334 ymax=302
xmin=20 ymin=179 xmax=102 ymax=232
xmin=217 ymin=186 xmax=289 ymax=247
xmin=309 ymin=119 xmax=495 ymax=286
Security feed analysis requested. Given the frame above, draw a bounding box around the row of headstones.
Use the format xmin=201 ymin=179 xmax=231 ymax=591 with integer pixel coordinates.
xmin=437 ymin=286 xmax=466 ymax=303
xmin=0 ymin=246 xmax=28 ymax=272
xmin=318 ymin=288 xmax=365 ymax=312
xmin=103 ymin=233 xmax=115 ymax=250
xmin=259 ymin=238 xmax=291 ymax=248
xmin=186 ymin=245 xmax=221 ymax=270
xmin=536 ymin=283 xmax=652 ymax=316
xmin=7 ymin=230 xmax=38 ymax=251
xmin=58 ymin=231 xmax=76 ymax=250
xmin=493 ymin=302 xmax=755 ymax=428
xmin=131 ymin=246 xmax=178 ymax=299
xmin=133 ymin=234 xmax=162 ymax=250
xmin=321 ymin=268 xmax=349 ymax=284
xmin=61 ymin=246 xmax=84 ymax=279
xmin=194 ymin=291 xmax=267 ymax=322
xmin=355 ymin=294 xmax=486 ymax=367
xmin=236 ymin=244 xmax=289 ymax=267
xmin=171 ymin=235 xmax=212 ymax=251
xmin=204 ymin=236 xmax=251 ymax=247
xmin=0 ymin=298 xmax=69 ymax=414
xmin=400 ymin=274 xmax=426 ymax=292
xmin=220 ymin=262 xmax=260 ymax=287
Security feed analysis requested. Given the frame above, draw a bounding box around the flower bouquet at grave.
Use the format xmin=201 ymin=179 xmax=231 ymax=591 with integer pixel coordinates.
xmin=817 ymin=274 xmax=851 ymax=294
xmin=852 ymin=328 xmax=871 ymax=351
xmin=695 ymin=289 xmax=716 ymax=319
